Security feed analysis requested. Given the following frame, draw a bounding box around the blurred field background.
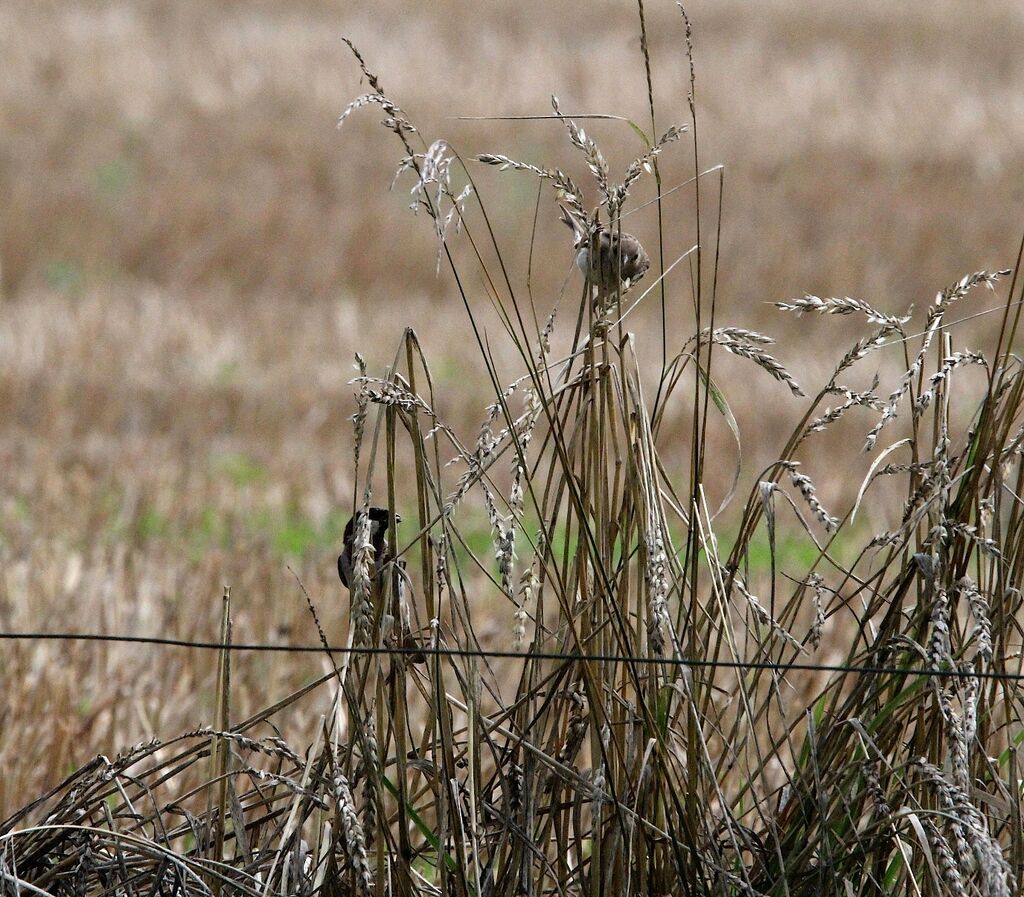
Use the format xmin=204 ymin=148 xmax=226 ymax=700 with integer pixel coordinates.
xmin=1 ymin=0 xmax=1023 ymax=816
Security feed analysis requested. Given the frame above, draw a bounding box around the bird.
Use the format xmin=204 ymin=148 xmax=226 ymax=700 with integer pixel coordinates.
xmin=337 ymin=507 xmax=399 ymax=589
xmin=560 ymin=206 xmax=650 ymax=292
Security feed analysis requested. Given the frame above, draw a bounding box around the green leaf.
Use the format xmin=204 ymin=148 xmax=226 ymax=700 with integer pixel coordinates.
xmin=697 ymin=363 xmax=742 ymax=516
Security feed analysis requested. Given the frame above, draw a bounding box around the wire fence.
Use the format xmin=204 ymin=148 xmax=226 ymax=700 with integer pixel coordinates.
xmin=2 ymin=630 xmax=1019 ymax=683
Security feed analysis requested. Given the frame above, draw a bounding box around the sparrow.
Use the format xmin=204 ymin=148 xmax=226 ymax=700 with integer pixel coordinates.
xmin=560 ymin=206 xmax=650 ymax=292
xmin=337 ymin=507 xmax=399 ymax=589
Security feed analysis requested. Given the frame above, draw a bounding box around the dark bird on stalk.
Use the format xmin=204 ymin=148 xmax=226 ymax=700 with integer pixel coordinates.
xmin=337 ymin=507 xmax=399 ymax=589
xmin=560 ymin=206 xmax=650 ymax=292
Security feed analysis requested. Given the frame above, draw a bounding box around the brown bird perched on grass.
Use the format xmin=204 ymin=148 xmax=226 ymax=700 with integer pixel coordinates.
xmin=337 ymin=507 xmax=399 ymax=589
xmin=560 ymin=206 xmax=650 ymax=292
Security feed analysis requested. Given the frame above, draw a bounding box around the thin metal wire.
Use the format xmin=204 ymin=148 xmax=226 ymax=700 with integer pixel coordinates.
xmin=1 ymin=631 xmax=1018 ymax=683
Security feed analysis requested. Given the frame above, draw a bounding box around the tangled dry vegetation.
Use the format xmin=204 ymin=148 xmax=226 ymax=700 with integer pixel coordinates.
xmin=4 ymin=5 xmax=1024 ymax=897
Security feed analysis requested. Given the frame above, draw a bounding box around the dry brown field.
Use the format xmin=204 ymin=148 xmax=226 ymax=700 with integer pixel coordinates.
xmin=2 ymin=0 xmax=1023 ymax=835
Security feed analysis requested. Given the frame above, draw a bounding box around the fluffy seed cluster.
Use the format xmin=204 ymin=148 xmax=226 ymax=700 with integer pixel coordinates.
xmin=331 ymin=771 xmax=373 ymax=897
